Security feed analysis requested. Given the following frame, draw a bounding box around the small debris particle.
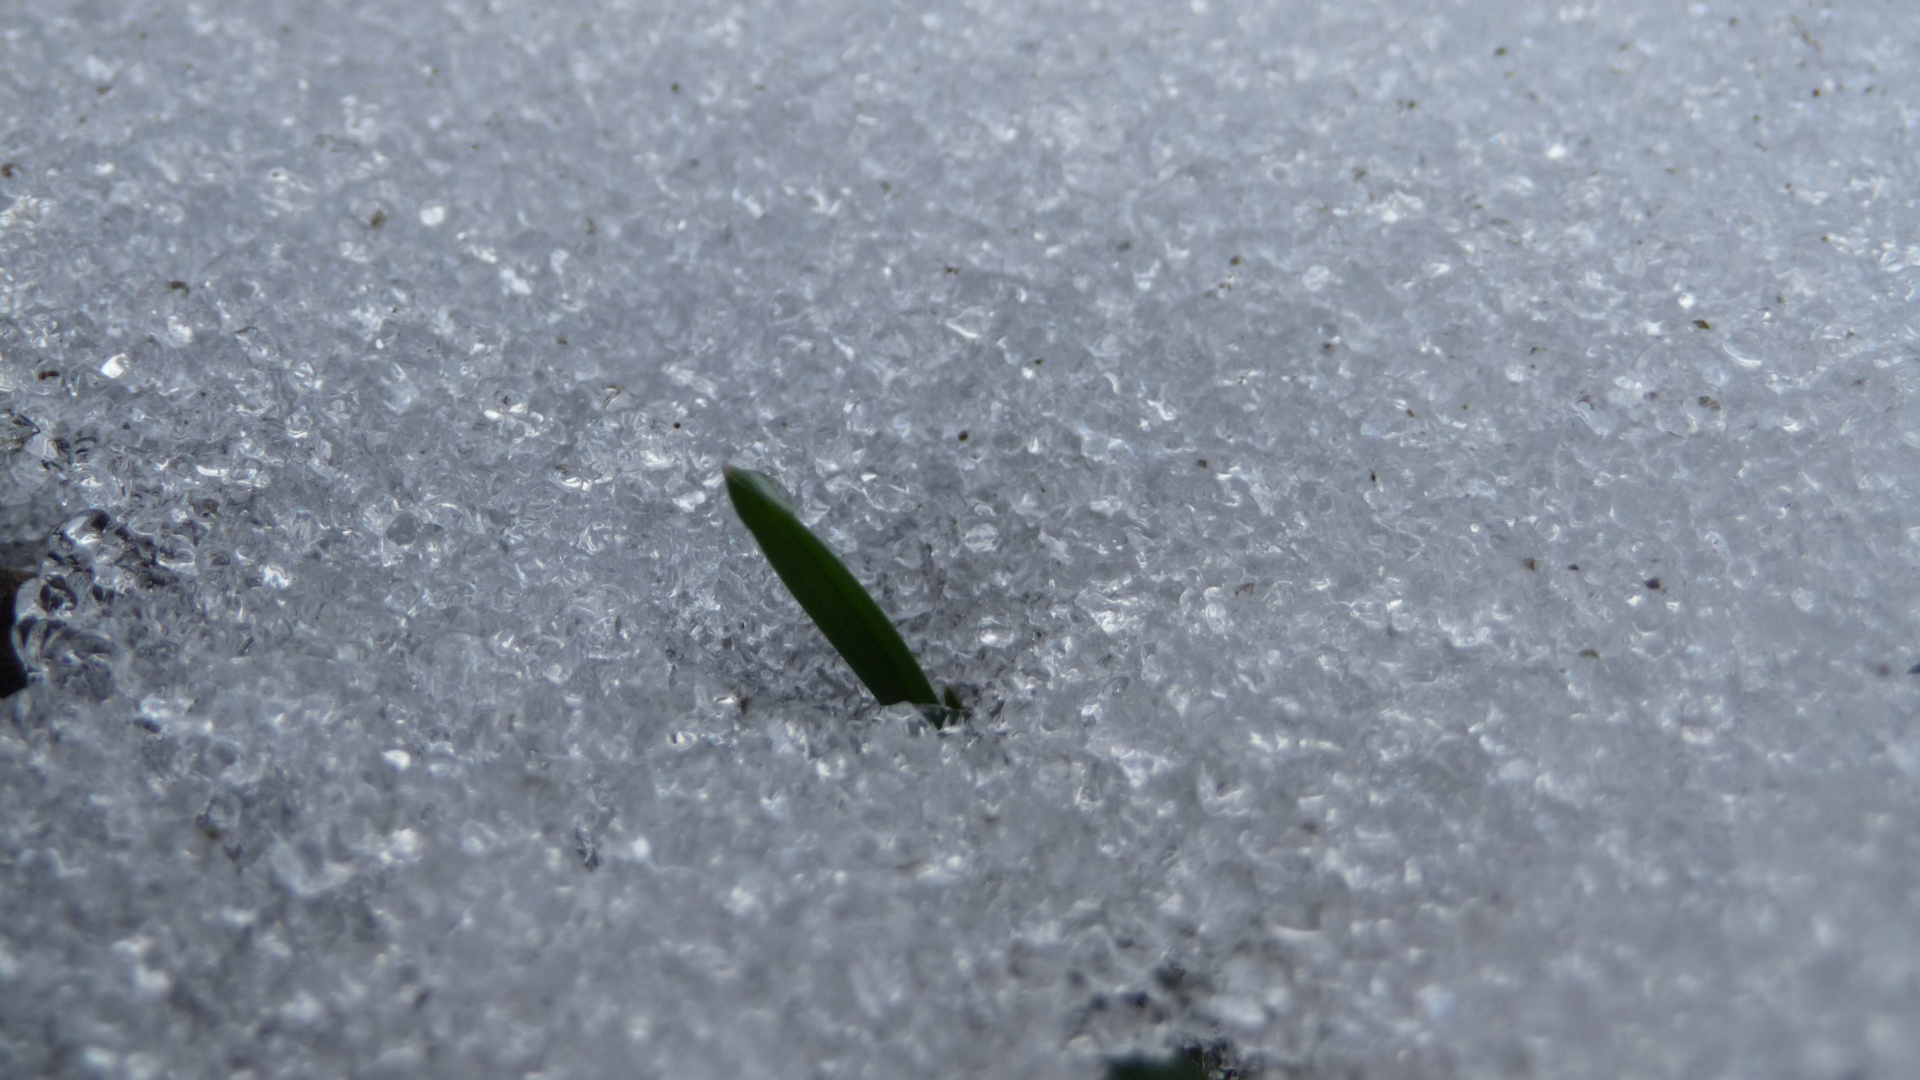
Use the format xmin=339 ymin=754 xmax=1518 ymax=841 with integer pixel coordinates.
xmin=957 ymin=431 xmax=969 ymax=442
xmin=1645 ymin=577 xmax=1662 ymax=590
xmin=1195 ymin=459 xmax=1207 ymax=469
xmin=0 ymin=163 xmax=16 ymax=178
xmin=167 ymin=280 xmax=189 ymax=294
xmin=370 ymin=208 xmax=388 ymax=228
xmin=1229 ymin=255 xmax=1241 ymax=266
xmin=1692 ymin=319 xmax=1712 ymax=330
xmin=1523 ymin=557 xmax=1538 ymax=571
xmin=1568 ymin=564 xmax=1580 ymax=571
xmin=1908 ymin=663 xmax=1920 ymax=675
xmin=1698 ymin=395 xmax=1722 ymax=411
xmin=1578 ymin=648 xmax=1601 ymax=659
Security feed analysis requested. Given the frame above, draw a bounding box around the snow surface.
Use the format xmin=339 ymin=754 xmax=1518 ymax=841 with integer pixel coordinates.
xmin=4 ymin=1 xmax=1919 ymax=1077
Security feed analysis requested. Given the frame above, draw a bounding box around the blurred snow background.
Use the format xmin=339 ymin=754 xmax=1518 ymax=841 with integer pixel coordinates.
xmin=4 ymin=0 xmax=1919 ymax=1076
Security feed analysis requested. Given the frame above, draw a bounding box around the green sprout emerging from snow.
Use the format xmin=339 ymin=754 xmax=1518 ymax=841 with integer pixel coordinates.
xmin=724 ymin=466 xmax=961 ymax=727
xmin=1105 ymin=1050 xmax=1209 ymax=1080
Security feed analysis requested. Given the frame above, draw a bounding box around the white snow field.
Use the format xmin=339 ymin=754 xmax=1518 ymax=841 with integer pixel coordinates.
xmin=3 ymin=1 xmax=1918 ymax=1077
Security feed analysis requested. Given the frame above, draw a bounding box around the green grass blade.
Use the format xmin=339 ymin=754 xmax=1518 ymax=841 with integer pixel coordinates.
xmin=724 ymin=466 xmax=939 ymax=708
xmin=1106 ymin=1051 xmax=1208 ymax=1080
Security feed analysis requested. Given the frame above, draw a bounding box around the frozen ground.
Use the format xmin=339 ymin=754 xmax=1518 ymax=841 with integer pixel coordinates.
xmin=3 ymin=1 xmax=1918 ymax=1077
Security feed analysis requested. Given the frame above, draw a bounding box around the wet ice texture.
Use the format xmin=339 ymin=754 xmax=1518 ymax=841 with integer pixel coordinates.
xmin=4 ymin=2 xmax=1919 ymax=1077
